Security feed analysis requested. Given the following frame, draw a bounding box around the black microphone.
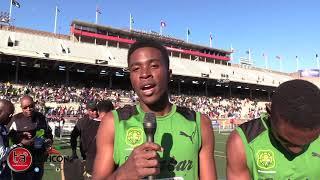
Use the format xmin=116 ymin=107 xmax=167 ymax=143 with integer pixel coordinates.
xmin=143 ymin=112 xmax=157 ymax=180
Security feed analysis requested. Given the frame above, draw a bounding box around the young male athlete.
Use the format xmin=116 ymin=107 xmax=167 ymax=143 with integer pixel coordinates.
xmin=227 ymin=79 xmax=320 ymax=179
xmin=93 ymin=39 xmax=217 ymax=180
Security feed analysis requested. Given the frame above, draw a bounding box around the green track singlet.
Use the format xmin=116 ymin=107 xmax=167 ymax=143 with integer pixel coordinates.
xmin=236 ymin=115 xmax=320 ymax=180
xmin=113 ymin=104 xmax=202 ymax=180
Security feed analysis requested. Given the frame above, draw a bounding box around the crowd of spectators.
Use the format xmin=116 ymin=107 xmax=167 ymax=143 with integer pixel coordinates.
xmin=171 ymin=95 xmax=265 ymax=120
xmin=0 ymin=82 xmax=267 ymax=121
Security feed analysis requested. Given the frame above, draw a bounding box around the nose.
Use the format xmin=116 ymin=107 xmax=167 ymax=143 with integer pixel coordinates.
xmin=139 ymin=66 xmax=152 ymax=79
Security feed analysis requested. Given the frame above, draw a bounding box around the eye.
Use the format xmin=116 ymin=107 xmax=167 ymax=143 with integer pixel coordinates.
xmin=151 ymin=64 xmax=159 ymax=68
xmin=131 ymin=66 xmax=140 ymax=72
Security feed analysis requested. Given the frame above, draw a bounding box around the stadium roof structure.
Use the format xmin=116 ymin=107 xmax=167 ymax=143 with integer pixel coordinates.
xmin=0 ymin=21 xmax=295 ymax=93
xmin=70 ymin=20 xmax=231 ymax=62
xmin=71 ymin=20 xmax=231 ymax=54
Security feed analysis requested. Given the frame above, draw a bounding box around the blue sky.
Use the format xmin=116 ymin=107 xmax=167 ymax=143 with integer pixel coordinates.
xmin=1 ymin=0 xmax=320 ymax=73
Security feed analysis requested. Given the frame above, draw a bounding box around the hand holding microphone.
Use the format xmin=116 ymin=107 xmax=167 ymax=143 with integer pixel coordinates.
xmin=117 ymin=112 xmax=161 ymax=180
xmin=143 ymin=112 xmax=158 ymax=180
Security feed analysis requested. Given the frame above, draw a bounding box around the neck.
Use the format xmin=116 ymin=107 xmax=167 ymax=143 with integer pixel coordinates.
xmin=140 ymin=93 xmax=172 ymax=116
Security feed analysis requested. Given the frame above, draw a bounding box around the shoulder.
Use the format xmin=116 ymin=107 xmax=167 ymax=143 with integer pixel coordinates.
xmin=200 ymin=113 xmax=214 ymax=130
xmin=227 ymin=129 xmax=247 ymax=164
xmin=97 ymin=112 xmax=115 ymax=140
xmin=227 ymin=130 xmax=243 ymax=149
xmin=176 ymin=106 xmax=196 ymax=121
xmin=115 ymin=105 xmax=138 ymax=121
xmin=226 ymin=130 xmax=250 ymax=178
xmin=76 ymin=116 xmax=88 ymax=127
xmin=34 ymin=112 xmax=45 ymax=119
xmin=199 ymin=114 xmax=214 ymax=145
xmin=237 ymin=118 xmax=267 ymax=143
xmin=12 ymin=113 xmax=23 ymax=121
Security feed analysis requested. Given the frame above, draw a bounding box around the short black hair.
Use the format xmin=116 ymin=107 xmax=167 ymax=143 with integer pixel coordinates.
xmin=86 ymin=101 xmax=97 ymax=111
xmin=271 ymin=79 xmax=320 ymax=129
xmin=127 ymin=39 xmax=170 ymax=69
xmin=97 ymin=100 xmax=114 ymax=113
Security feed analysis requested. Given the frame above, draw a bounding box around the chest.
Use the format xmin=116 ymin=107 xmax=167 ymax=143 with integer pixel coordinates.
xmin=115 ymin=117 xmax=200 ymax=178
xmin=249 ymin=138 xmax=320 ymax=179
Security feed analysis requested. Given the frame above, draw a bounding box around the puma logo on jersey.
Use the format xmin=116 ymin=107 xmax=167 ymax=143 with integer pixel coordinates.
xmin=179 ymin=131 xmax=193 ymax=144
xmin=312 ymin=152 xmax=320 ymax=158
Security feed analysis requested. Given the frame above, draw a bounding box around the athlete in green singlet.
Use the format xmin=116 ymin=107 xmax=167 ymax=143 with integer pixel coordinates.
xmin=93 ymin=40 xmax=217 ymax=180
xmin=227 ymin=79 xmax=320 ymax=180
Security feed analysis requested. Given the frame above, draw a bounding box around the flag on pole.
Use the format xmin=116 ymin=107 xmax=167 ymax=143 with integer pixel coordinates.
xmin=263 ymin=53 xmax=269 ymax=69
xmin=276 ymin=55 xmax=281 ymax=59
xmin=186 ymin=28 xmax=191 ymax=42
xmin=130 ymin=14 xmax=134 ymax=24
xmin=160 ymin=20 xmax=166 ymax=27
xmin=129 ymin=13 xmax=134 ymax=30
xmin=209 ymin=32 xmax=213 ymax=48
xmin=54 ymin=5 xmax=60 ymax=34
xmin=295 ymin=56 xmax=299 ymax=71
xmin=160 ymin=20 xmax=166 ymax=35
xmin=12 ymin=0 xmax=20 ymax=8
xmin=96 ymin=6 xmax=102 ymax=14
xmin=316 ymin=54 xmax=319 ymax=70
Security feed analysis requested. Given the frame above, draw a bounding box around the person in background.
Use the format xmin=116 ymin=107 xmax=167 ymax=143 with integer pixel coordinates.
xmin=70 ymin=101 xmax=98 ymax=160
xmin=83 ymin=99 xmax=114 ymax=180
xmin=8 ymin=95 xmax=53 ymax=180
xmin=0 ymin=99 xmax=14 ymax=180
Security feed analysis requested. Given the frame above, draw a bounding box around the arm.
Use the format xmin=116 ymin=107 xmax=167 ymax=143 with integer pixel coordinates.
xmin=0 ymin=135 xmax=10 ymax=162
xmin=43 ymin=115 xmax=53 ymax=141
xmin=226 ymin=130 xmax=251 ymax=180
xmin=92 ymin=112 xmax=161 ymax=180
xmin=199 ymin=114 xmax=217 ymax=180
xmin=92 ymin=112 xmax=116 ymax=180
xmin=7 ymin=119 xmax=21 ymax=144
xmin=70 ymin=120 xmax=81 ymax=155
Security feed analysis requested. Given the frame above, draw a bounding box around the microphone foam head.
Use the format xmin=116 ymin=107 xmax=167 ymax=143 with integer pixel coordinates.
xmin=143 ymin=112 xmax=156 ymax=134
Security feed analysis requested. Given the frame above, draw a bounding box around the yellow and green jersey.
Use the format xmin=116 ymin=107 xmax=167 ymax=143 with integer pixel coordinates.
xmin=113 ymin=104 xmax=202 ymax=180
xmin=236 ymin=116 xmax=320 ymax=180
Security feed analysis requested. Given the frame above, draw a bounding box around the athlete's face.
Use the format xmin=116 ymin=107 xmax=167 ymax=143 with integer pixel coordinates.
xmin=272 ymin=119 xmax=320 ymax=154
xmin=128 ymin=47 xmax=171 ymax=106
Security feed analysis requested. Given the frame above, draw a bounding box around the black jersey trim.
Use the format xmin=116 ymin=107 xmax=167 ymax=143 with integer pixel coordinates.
xmin=116 ymin=105 xmax=138 ymax=121
xmin=238 ymin=118 xmax=266 ymax=143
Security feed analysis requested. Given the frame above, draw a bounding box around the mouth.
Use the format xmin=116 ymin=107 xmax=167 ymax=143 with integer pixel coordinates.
xmin=140 ymin=84 xmax=156 ymax=96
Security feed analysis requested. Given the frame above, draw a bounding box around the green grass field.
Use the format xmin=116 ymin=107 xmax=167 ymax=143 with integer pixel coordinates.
xmin=43 ymin=132 xmax=229 ymax=180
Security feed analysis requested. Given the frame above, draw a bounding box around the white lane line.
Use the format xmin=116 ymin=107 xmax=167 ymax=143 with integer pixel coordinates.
xmin=214 ymin=150 xmax=225 ymax=154
xmin=214 ymin=154 xmax=226 ymax=158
